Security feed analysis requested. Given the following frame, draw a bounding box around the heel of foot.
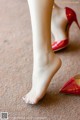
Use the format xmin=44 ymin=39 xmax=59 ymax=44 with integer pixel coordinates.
xmin=54 ymin=55 xmax=62 ymax=72
xmin=58 ymin=57 xmax=62 ymax=68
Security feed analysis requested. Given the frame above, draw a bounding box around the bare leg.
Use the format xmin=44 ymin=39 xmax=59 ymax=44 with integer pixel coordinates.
xmin=51 ymin=3 xmax=68 ymax=41
xmin=22 ymin=0 xmax=61 ymax=104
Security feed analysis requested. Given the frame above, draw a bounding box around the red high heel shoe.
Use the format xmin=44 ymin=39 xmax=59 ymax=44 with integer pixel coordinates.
xmin=60 ymin=74 xmax=80 ymax=95
xmin=52 ymin=7 xmax=80 ymax=52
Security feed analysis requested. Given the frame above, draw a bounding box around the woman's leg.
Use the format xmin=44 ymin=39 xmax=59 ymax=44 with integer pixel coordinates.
xmin=51 ymin=3 xmax=68 ymax=41
xmin=22 ymin=0 xmax=61 ymax=104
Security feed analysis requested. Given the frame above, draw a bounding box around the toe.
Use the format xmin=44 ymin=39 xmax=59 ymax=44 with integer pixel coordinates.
xmin=22 ymin=94 xmax=28 ymax=103
xmin=29 ymin=97 xmax=39 ymax=105
xmin=22 ymin=96 xmax=25 ymax=101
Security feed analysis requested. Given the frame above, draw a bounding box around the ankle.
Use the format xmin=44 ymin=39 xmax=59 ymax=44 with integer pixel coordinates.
xmin=33 ymin=50 xmax=55 ymax=67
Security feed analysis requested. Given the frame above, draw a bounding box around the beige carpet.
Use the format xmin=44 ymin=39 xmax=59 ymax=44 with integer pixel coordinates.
xmin=0 ymin=0 xmax=80 ymax=120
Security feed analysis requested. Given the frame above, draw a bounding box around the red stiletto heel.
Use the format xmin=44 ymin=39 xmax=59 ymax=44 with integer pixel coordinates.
xmin=52 ymin=7 xmax=80 ymax=52
xmin=60 ymin=74 xmax=80 ymax=95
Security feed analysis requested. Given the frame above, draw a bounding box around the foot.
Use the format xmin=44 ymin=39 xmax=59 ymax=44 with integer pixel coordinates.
xmin=51 ymin=6 xmax=68 ymax=42
xmin=22 ymin=52 xmax=61 ymax=104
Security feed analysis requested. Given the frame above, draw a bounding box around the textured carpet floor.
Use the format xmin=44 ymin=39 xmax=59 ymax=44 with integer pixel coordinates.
xmin=0 ymin=0 xmax=80 ymax=120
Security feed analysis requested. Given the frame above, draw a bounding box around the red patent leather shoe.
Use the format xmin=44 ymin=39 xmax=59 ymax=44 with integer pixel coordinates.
xmin=52 ymin=39 xmax=69 ymax=51
xmin=60 ymin=74 xmax=80 ymax=95
xmin=52 ymin=7 xmax=80 ymax=52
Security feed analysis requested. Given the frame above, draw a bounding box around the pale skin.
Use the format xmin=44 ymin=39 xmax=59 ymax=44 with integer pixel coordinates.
xmin=51 ymin=3 xmax=68 ymax=41
xmin=22 ymin=0 xmax=80 ymax=104
xmin=22 ymin=0 xmax=61 ymax=104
